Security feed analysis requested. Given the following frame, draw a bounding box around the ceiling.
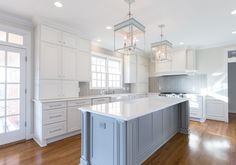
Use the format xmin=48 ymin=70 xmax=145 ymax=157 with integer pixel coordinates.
xmin=0 ymin=0 xmax=236 ymax=51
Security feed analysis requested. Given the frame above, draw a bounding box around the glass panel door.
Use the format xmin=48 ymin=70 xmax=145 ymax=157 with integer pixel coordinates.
xmin=0 ymin=45 xmax=26 ymax=145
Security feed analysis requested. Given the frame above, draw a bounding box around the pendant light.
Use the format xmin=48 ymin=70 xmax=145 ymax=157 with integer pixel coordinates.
xmin=114 ymin=0 xmax=145 ymax=56
xmin=151 ymin=24 xmax=172 ymax=62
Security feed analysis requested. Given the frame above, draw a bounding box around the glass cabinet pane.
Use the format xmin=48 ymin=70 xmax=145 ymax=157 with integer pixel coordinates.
xmin=7 ymin=68 xmax=20 ymax=83
xmin=7 ymin=84 xmax=19 ymax=99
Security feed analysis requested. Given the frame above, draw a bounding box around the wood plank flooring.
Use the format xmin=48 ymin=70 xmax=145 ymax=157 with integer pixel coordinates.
xmin=0 ymin=114 xmax=236 ymax=165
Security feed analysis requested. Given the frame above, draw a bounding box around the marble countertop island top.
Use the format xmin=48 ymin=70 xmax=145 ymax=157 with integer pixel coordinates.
xmin=79 ymin=96 xmax=189 ymax=121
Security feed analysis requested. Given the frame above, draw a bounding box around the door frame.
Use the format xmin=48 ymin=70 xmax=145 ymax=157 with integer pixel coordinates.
xmin=225 ymin=46 xmax=236 ymax=122
xmin=0 ymin=23 xmax=32 ymax=140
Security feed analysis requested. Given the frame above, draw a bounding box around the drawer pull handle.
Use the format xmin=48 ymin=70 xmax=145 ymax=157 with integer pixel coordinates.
xmin=49 ymin=115 xmax=62 ymax=119
xmin=99 ymin=122 xmax=106 ymax=129
xmin=49 ymin=128 xmax=62 ymax=133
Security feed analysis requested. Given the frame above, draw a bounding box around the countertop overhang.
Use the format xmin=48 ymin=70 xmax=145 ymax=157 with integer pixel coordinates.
xmin=79 ymin=96 xmax=189 ymax=121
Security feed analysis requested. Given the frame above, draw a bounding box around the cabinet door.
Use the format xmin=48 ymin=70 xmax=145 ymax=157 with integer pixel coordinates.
xmin=171 ymin=49 xmax=187 ymax=72
xmin=78 ymin=38 xmax=91 ymax=52
xmin=77 ymin=51 xmax=91 ymax=81
xmin=39 ymin=80 xmax=62 ymax=99
xmin=137 ymin=64 xmax=148 ymax=83
xmin=91 ymin=114 xmax=115 ymax=165
xmin=62 ymin=47 xmax=77 ymax=80
xmin=206 ymin=99 xmax=225 ymax=121
xmin=62 ymin=81 xmax=78 ymax=98
xmin=40 ymin=42 xmax=61 ymax=79
xmin=67 ymin=107 xmax=81 ymax=132
xmin=124 ymin=55 xmax=137 ymax=83
xmin=41 ymin=25 xmax=61 ymax=45
xmin=62 ymin=32 xmax=77 ymax=49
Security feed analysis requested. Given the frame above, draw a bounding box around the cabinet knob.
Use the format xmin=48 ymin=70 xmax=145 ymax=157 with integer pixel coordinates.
xmin=99 ymin=122 xmax=106 ymax=129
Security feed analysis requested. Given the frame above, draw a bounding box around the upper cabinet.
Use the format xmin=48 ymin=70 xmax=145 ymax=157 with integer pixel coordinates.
xmin=35 ymin=24 xmax=91 ymax=100
xmin=41 ymin=25 xmax=77 ymax=49
xmin=78 ymin=38 xmax=91 ymax=52
xmin=155 ymin=48 xmax=196 ymax=76
xmin=77 ymin=51 xmax=91 ymax=82
xmin=124 ymin=55 xmax=137 ymax=83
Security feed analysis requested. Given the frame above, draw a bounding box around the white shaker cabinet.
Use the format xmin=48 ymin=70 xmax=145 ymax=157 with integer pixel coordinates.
xmin=41 ymin=25 xmax=77 ymax=49
xmin=40 ymin=42 xmax=61 ymax=79
xmin=124 ymin=55 xmax=137 ymax=83
xmin=41 ymin=25 xmax=61 ymax=45
xmin=77 ymin=51 xmax=91 ymax=82
xmin=78 ymin=38 xmax=91 ymax=52
xmin=62 ymin=32 xmax=77 ymax=49
xmin=39 ymin=80 xmax=62 ymax=99
xmin=67 ymin=99 xmax=91 ymax=132
xmin=62 ymin=47 xmax=77 ymax=80
xmin=35 ymin=24 xmax=89 ymax=100
xmin=39 ymin=80 xmax=78 ymax=99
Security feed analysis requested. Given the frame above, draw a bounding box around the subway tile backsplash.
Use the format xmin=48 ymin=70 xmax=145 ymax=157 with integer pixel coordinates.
xmin=79 ymin=82 xmax=131 ymax=96
xmin=149 ymin=74 xmax=207 ymax=94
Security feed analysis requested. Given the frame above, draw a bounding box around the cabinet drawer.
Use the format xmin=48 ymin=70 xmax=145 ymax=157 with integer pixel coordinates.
xmin=92 ymin=97 xmax=110 ymax=105
xmin=43 ymin=102 xmax=67 ymax=110
xmin=68 ymin=99 xmax=91 ymax=107
xmin=44 ymin=122 xmax=67 ymax=139
xmin=43 ymin=108 xmax=67 ymax=125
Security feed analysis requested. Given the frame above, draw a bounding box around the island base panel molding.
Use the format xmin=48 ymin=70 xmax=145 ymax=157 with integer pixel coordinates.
xmin=79 ymin=101 xmax=189 ymax=165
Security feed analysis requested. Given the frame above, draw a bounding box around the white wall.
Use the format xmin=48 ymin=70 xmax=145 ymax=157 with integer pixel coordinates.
xmin=197 ymin=46 xmax=228 ymax=100
xmin=197 ymin=44 xmax=236 ymax=121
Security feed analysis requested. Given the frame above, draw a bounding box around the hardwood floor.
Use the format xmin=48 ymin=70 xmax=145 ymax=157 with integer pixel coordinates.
xmin=0 ymin=114 xmax=236 ymax=165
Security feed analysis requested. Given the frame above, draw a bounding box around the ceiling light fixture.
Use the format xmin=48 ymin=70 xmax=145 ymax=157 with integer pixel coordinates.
xmin=179 ymin=42 xmax=185 ymax=45
xmin=54 ymin=1 xmax=63 ymax=8
xmin=114 ymin=0 xmax=145 ymax=56
xmin=106 ymin=26 xmax=112 ymax=30
xmin=231 ymin=10 xmax=236 ymax=15
xmin=96 ymin=39 xmax=101 ymax=42
xmin=232 ymin=31 xmax=236 ymax=34
xmin=151 ymin=24 xmax=172 ymax=62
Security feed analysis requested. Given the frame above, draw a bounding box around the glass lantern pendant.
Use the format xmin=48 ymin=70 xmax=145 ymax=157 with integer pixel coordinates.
xmin=151 ymin=24 xmax=172 ymax=62
xmin=114 ymin=0 xmax=145 ymax=56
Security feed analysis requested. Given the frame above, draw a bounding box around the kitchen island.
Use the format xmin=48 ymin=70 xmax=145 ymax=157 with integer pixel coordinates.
xmin=79 ymin=96 xmax=189 ymax=165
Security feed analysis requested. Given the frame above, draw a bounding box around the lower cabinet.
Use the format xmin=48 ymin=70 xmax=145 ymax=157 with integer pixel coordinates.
xmin=67 ymin=99 xmax=91 ymax=132
xmin=34 ymin=99 xmax=91 ymax=147
xmin=206 ymin=98 xmax=227 ymax=122
xmin=90 ymin=114 xmax=115 ymax=165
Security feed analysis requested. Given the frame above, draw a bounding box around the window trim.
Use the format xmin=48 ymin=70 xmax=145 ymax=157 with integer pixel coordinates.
xmin=90 ymin=52 xmax=123 ymax=89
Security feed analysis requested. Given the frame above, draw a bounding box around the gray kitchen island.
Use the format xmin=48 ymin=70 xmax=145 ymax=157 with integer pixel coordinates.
xmin=79 ymin=96 xmax=189 ymax=165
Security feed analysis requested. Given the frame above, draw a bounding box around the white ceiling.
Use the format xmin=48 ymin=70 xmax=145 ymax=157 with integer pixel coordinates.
xmin=0 ymin=0 xmax=236 ymax=51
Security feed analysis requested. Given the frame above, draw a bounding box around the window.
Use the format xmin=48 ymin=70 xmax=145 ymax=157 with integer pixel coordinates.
xmin=0 ymin=30 xmax=24 ymax=46
xmin=91 ymin=55 xmax=122 ymax=89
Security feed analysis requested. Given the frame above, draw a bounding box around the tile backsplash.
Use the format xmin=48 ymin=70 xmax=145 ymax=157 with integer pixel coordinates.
xmin=79 ymin=82 xmax=131 ymax=96
xmin=149 ymin=74 xmax=207 ymax=94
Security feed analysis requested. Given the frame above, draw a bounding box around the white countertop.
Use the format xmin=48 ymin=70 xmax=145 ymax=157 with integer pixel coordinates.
xmin=33 ymin=93 xmax=147 ymax=103
xmin=79 ymin=96 xmax=189 ymax=121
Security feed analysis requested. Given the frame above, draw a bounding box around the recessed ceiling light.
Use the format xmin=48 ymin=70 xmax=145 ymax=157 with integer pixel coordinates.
xmin=232 ymin=31 xmax=236 ymax=34
xmin=179 ymin=42 xmax=185 ymax=45
xmin=96 ymin=39 xmax=101 ymax=42
xmin=231 ymin=10 xmax=236 ymax=15
xmin=106 ymin=26 xmax=112 ymax=30
xmin=54 ymin=1 xmax=63 ymax=8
